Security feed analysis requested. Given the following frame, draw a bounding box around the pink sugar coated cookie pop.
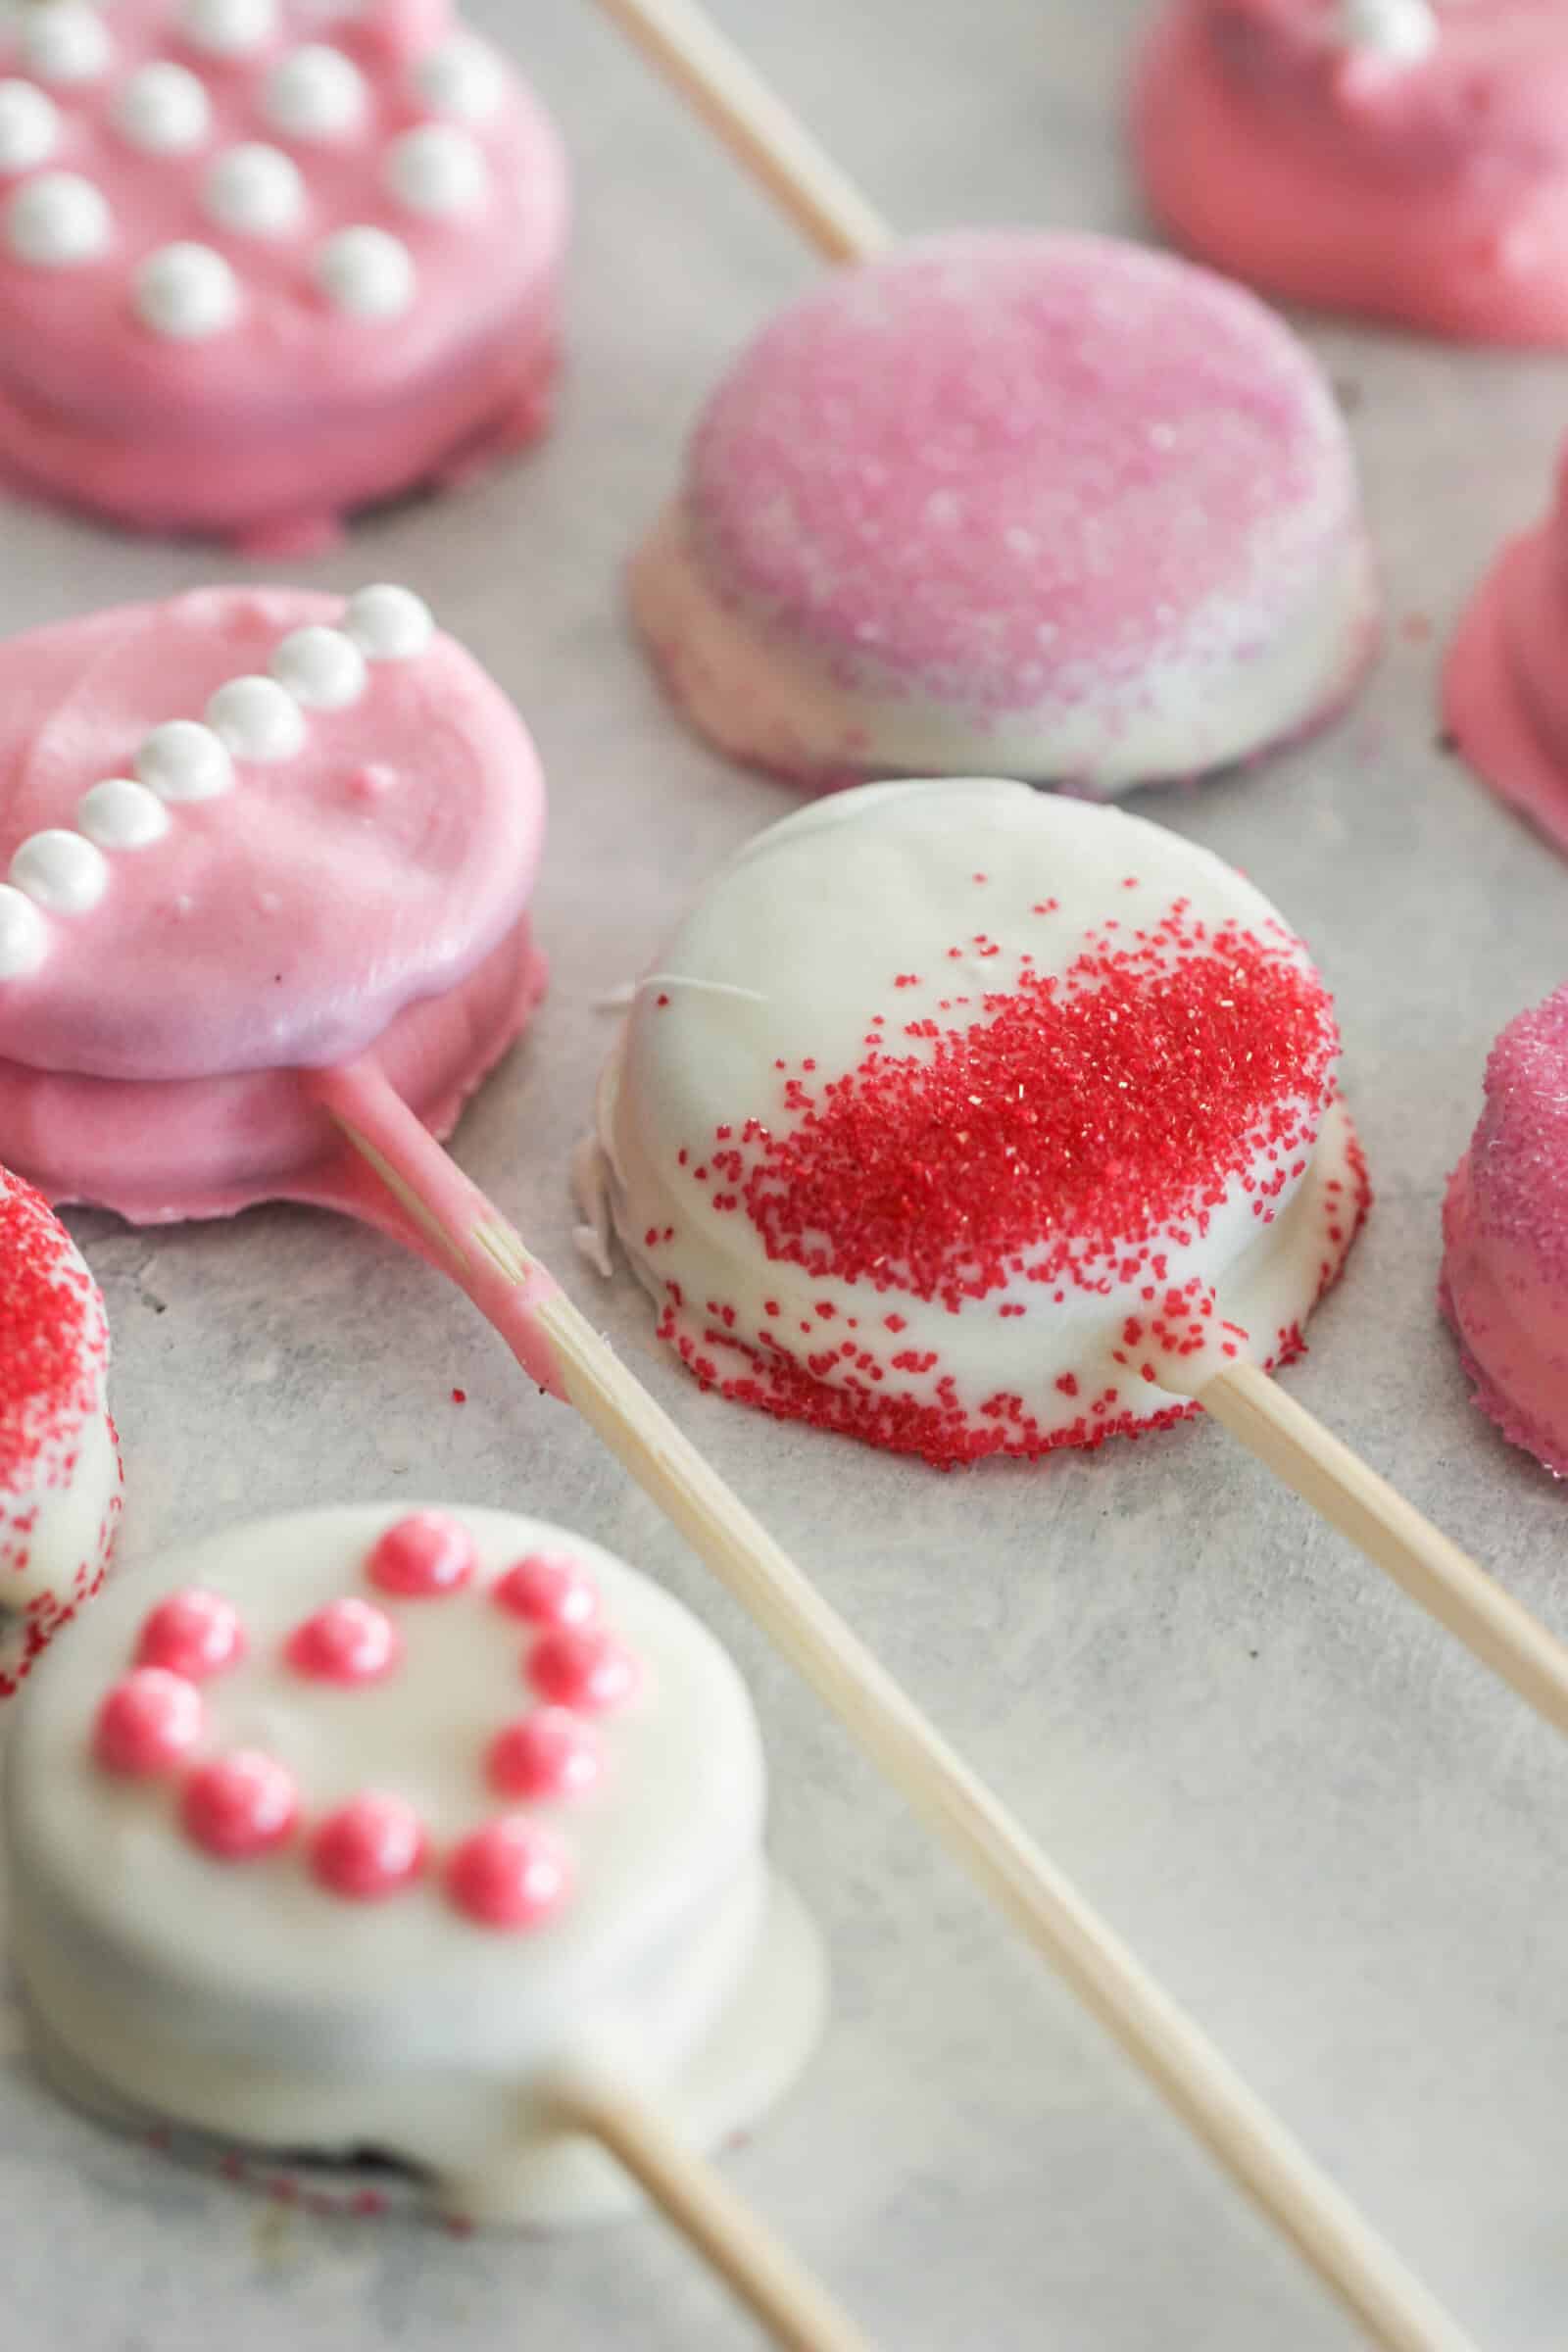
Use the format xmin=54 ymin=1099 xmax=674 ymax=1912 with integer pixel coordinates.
xmin=0 ymin=0 xmax=569 ymax=547
xmin=1441 ymin=987 xmax=1568 ymax=1478
xmin=1445 ymin=442 xmax=1568 ymax=860
xmin=631 ymin=230 xmax=1377 ymax=795
xmin=5 ymin=1502 xmax=826 ymax=2227
xmin=0 ymin=1160 xmax=122 ymax=1683
xmin=0 ymin=582 xmax=547 ymax=1227
xmin=1132 ymin=2 xmax=1568 ymax=347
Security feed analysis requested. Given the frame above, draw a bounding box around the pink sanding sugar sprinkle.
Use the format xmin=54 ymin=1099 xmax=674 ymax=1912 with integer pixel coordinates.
xmin=1469 ymin=986 xmax=1568 ymax=1285
xmin=687 ymin=230 xmax=1354 ymax=712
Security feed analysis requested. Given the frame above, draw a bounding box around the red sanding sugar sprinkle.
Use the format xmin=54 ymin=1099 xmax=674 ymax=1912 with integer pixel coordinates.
xmin=0 ymin=1175 xmax=102 ymax=1492
xmin=711 ymin=910 xmax=1338 ymax=1308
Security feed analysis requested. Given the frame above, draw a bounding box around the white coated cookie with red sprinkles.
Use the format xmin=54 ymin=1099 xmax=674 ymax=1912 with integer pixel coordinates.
xmin=584 ymin=778 xmax=1369 ymax=1468
xmin=0 ymin=1162 xmax=121 ymax=1683
xmin=4 ymin=1503 xmax=824 ymax=2224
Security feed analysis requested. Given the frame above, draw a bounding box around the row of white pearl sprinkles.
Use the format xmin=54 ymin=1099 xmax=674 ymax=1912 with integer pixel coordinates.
xmin=0 ymin=586 xmax=435 ymax=982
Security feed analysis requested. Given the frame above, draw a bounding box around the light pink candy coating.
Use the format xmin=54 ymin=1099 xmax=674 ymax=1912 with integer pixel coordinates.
xmin=1441 ymin=988 xmax=1568 ymax=1478
xmin=286 ymin=1595 xmax=400 ymax=1683
xmin=136 ymin=1588 xmax=246 ymax=1679
xmin=1445 ymin=450 xmax=1568 ymax=859
xmin=445 ymin=1813 xmax=571 ymax=1930
xmin=674 ymin=229 xmax=1361 ymax=724
xmin=93 ymin=1666 xmax=203 ymax=1776
xmin=1134 ymin=2 xmax=1568 ymax=346
xmin=368 ymin=1509 xmax=474 ymax=1597
xmin=487 ymin=1706 xmax=604 ymax=1802
xmin=310 ymin=1791 xmax=427 ymax=1901
xmin=0 ymin=585 xmax=548 ymax=1227
xmin=0 ymin=3 xmax=569 ymax=542
xmin=181 ymin=1746 xmax=299 ymax=1858
xmin=493 ymin=1550 xmax=599 ymax=1629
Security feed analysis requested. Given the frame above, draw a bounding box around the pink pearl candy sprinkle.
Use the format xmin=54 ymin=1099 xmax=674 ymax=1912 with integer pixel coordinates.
xmin=446 ymin=1816 xmax=572 ymax=1930
xmin=135 ymin=1589 xmax=246 ymax=1681
xmin=368 ymin=1511 xmax=476 ymax=1599
xmin=527 ymin=1627 xmax=640 ymax=1714
xmin=181 ymin=1749 xmax=299 ymax=1860
xmin=493 ymin=1551 xmax=600 ymax=1630
xmin=93 ymin=1669 xmax=204 ymax=1778
xmin=310 ymin=1793 xmax=427 ymax=1902
xmin=488 ymin=1708 xmax=605 ymax=1802
xmin=286 ymin=1597 xmax=401 ymax=1685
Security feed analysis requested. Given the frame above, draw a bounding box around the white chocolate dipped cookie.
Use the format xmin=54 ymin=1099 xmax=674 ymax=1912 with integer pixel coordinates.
xmin=0 ymin=1162 xmax=121 ymax=1684
xmin=583 ymin=779 xmax=1368 ymax=1467
xmin=4 ymin=1502 xmax=824 ymax=2225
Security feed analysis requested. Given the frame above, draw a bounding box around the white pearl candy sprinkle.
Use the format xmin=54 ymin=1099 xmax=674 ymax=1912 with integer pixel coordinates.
xmin=207 ymin=674 xmax=307 ymax=762
xmin=0 ymin=884 xmax=46 ymax=979
xmin=76 ymin=777 xmax=171 ymax=852
xmin=133 ymin=242 xmax=239 ymax=340
xmin=344 ymin=584 xmax=433 ymax=662
xmin=115 ymin=61 xmax=213 ymax=156
xmin=10 ymin=829 xmax=109 ymax=914
xmin=0 ymin=79 xmax=59 ymax=176
xmin=136 ymin=720 xmax=233 ymax=803
xmin=264 ymin=44 xmax=367 ymax=139
xmin=411 ymin=35 xmax=502 ymax=123
xmin=315 ymin=224 xmax=414 ymax=319
xmin=203 ymin=142 xmax=304 ymax=237
xmin=270 ymin=626 xmax=367 ymax=710
xmin=19 ymin=4 xmax=111 ymax=86
xmin=383 ymin=123 xmax=488 ymax=219
xmin=1337 ymin=0 xmax=1438 ymax=63
xmin=5 ymin=172 xmax=111 ymax=268
xmin=179 ymin=0 xmax=279 ymax=57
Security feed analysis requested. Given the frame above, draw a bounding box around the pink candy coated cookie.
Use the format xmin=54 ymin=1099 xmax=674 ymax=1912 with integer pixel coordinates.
xmin=1441 ymin=989 xmax=1568 ymax=1479
xmin=0 ymin=1161 xmax=122 ymax=1674
xmin=0 ymin=581 xmax=547 ymax=1222
xmin=1444 ymin=446 xmax=1568 ymax=859
xmin=1133 ymin=2 xmax=1568 ymax=346
xmin=631 ymin=231 xmax=1377 ymax=795
xmin=0 ymin=2 xmax=568 ymax=546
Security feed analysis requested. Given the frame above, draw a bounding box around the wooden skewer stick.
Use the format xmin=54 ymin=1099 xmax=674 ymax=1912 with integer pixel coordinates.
xmin=588 ymin=0 xmax=1568 ymax=1749
xmin=310 ymin=1061 xmax=1474 ymax=2352
xmin=1200 ymin=1362 xmax=1568 ymax=1734
xmin=587 ymin=0 xmax=888 ymax=263
xmin=555 ymin=2071 xmax=874 ymax=2352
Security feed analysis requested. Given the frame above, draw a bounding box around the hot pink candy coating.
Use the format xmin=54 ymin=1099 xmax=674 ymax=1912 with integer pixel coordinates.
xmin=286 ymin=1595 xmax=401 ymax=1683
xmin=0 ymin=585 xmax=548 ymax=1225
xmin=368 ymin=1509 xmax=475 ymax=1597
xmin=487 ymin=1707 xmax=604 ymax=1802
xmin=310 ymin=1792 xmax=427 ymax=1901
xmin=526 ymin=1627 xmax=639 ymax=1714
xmin=445 ymin=1813 xmax=572 ymax=1930
xmin=1442 ymin=988 xmax=1568 ymax=1478
xmin=93 ymin=1666 xmax=203 ymax=1776
xmin=136 ymin=1588 xmax=246 ymax=1679
xmin=0 ymin=2 xmax=569 ymax=543
xmin=181 ymin=1747 xmax=299 ymax=1858
xmin=493 ymin=1550 xmax=599 ymax=1629
xmin=1134 ymin=2 xmax=1568 ymax=346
